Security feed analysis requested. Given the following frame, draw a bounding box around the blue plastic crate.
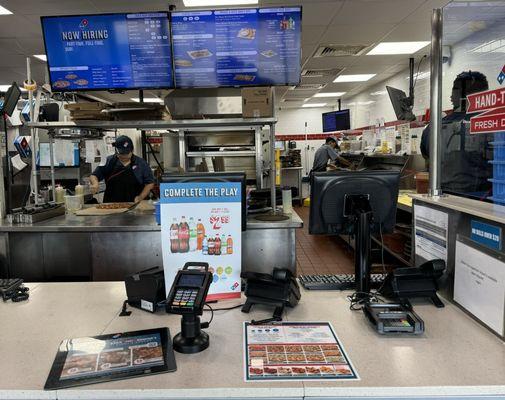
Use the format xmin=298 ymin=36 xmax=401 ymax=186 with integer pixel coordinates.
xmin=491 ymin=161 xmax=505 ymax=180
xmin=490 ymin=178 xmax=505 ymax=198
xmin=495 ymin=132 xmax=505 ymax=142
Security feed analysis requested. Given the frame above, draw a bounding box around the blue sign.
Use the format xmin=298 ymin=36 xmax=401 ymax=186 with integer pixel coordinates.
xmin=171 ymin=7 xmax=301 ymax=88
xmin=160 ymin=182 xmax=241 ymax=204
xmin=471 ymin=220 xmax=502 ymax=251
xmin=41 ymin=13 xmax=173 ymax=91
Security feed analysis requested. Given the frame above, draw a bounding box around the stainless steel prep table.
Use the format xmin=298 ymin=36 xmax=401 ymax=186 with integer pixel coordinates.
xmin=0 ymin=282 xmax=503 ymax=400
xmin=0 ymin=210 xmax=302 ymax=281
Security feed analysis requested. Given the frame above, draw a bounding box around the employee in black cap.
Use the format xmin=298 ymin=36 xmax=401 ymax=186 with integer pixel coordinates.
xmin=311 ymin=136 xmax=352 ymax=173
xmin=89 ymin=135 xmax=155 ymax=203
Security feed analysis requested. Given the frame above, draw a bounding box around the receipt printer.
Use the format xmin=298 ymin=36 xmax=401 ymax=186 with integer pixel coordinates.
xmin=124 ymin=266 xmax=166 ymax=313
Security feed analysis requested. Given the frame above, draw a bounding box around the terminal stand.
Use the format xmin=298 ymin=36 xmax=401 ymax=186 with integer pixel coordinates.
xmin=345 ymin=194 xmax=374 ymax=296
xmin=173 ymin=314 xmax=209 ymax=354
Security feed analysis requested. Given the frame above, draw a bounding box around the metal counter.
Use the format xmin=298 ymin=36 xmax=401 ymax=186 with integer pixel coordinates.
xmin=0 ymin=210 xmax=302 ymax=281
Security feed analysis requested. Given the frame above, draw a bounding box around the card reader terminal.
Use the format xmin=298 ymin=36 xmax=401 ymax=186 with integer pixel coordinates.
xmin=166 ymin=262 xmax=213 ymax=354
xmin=167 ymin=263 xmax=212 ymax=315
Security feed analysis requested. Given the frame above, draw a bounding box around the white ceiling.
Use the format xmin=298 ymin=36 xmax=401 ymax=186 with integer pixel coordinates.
xmin=0 ymin=0 xmax=450 ymax=106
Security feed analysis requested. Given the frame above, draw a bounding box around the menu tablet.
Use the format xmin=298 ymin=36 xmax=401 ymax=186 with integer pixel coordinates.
xmin=171 ymin=7 xmax=302 ymax=88
xmin=44 ymin=327 xmax=176 ymax=390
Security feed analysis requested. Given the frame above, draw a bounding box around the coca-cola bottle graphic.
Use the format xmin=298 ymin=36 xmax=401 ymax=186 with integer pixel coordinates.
xmin=197 ymin=219 xmax=205 ymax=250
xmin=227 ymin=235 xmax=233 ymax=255
xmin=215 ymin=234 xmax=221 ymax=256
xmin=170 ymin=218 xmax=179 ymax=253
xmin=189 ymin=217 xmax=197 ymax=252
xmin=208 ymin=238 xmax=215 ymax=255
xmin=202 ymin=235 xmax=208 ymax=255
xmin=178 ymin=216 xmax=189 ymax=253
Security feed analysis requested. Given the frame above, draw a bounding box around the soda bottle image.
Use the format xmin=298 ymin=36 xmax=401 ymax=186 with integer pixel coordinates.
xmin=215 ymin=234 xmax=221 ymax=256
xmin=178 ymin=216 xmax=189 ymax=253
xmin=202 ymin=235 xmax=208 ymax=255
xmin=189 ymin=217 xmax=197 ymax=252
xmin=227 ymin=235 xmax=233 ymax=255
xmin=208 ymin=237 xmax=215 ymax=255
xmin=221 ymin=234 xmax=226 ymax=255
xmin=197 ymin=219 xmax=205 ymax=250
xmin=170 ymin=218 xmax=179 ymax=253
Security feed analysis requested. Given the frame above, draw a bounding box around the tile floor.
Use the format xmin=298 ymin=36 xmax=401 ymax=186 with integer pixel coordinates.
xmin=294 ymin=207 xmax=354 ymax=276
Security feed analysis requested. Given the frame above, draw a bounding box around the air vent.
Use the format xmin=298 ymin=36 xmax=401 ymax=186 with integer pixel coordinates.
xmin=301 ymin=68 xmax=342 ymax=77
xmin=313 ymin=44 xmax=369 ymax=57
xmin=291 ymin=83 xmax=327 ymax=90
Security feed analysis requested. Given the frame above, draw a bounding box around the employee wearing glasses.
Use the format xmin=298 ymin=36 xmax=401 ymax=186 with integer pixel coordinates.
xmin=89 ymin=135 xmax=155 ymax=203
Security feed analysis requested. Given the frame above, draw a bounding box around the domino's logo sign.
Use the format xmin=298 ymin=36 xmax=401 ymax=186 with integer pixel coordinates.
xmin=79 ymin=19 xmax=89 ymax=29
xmin=497 ymin=64 xmax=505 ymax=85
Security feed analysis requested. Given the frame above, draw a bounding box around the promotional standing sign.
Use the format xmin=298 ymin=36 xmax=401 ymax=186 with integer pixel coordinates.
xmin=160 ymin=181 xmax=242 ymax=300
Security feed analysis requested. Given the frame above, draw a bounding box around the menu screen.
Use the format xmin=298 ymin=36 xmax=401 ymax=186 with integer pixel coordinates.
xmin=171 ymin=7 xmax=301 ymax=88
xmin=41 ymin=13 xmax=173 ymax=91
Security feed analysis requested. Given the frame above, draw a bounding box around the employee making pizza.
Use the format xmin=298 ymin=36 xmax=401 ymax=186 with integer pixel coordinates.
xmin=89 ymin=135 xmax=155 ymax=203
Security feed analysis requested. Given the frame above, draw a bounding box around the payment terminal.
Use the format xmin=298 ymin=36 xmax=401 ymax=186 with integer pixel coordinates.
xmin=166 ymin=262 xmax=212 ymax=354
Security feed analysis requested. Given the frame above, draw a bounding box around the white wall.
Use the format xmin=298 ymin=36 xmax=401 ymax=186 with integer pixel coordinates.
xmin=343 ymin=12 xmax=505 ymax=128
xmin=276 ymin=107 xmax=335 ymax=134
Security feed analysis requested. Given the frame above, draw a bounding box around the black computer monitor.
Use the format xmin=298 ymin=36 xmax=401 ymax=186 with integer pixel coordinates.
xmin=386 ymin=86 xmax=416 ymax=122
xmin=1 ymin=82 xmax=22 ymax=117
xmin=322 ymin=109 xmax=351 ymax=132
xmin=309 ymin=170 xmax=400 ymax=294
xmin=162 ymin=172 xmax=247 ymax=231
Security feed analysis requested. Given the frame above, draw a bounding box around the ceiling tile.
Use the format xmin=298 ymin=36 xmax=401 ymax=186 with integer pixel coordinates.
xmin=332 ymin=0 xmax=425 ymax=24
xmin=320 ymin=23 xmax=395 ymax=45
xmin=302 ymin=25 xmax=327 ymax=45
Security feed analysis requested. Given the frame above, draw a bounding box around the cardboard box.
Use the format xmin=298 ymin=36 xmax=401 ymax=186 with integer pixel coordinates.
xmin=242 ymin=87 xmax=273 ymax=118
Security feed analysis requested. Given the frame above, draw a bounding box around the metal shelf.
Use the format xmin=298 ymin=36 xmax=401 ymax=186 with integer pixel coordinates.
xmin=26 ymin=117 xmax=277 ymax=130
xmin=186 ymin=151 xmax=256 ymax=157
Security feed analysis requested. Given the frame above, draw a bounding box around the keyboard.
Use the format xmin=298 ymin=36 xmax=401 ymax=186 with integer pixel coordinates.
xmin=298 ymin=274 xmax=386 ymax=290
xmin=0 ymin=278 xmax=23 ymax=298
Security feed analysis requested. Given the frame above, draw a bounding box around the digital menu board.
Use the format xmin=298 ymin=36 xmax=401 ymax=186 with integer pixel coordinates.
xmin=41 ymin=13 xmax=174 ymax=91
xmin=171 ymin=7 xmax=302 ymax=88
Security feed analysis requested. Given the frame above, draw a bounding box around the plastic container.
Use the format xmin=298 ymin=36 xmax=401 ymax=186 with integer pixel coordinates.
xmin=154 ymin=201 xmax=161 ymax=225
xmin=414 ymin=172 xmax=429 ymax=194
xmin=282 ymin=187 xmax=293 ymax=214
xmin=55 ymin=186 xmax=65 ymax=204
xmin=64 ymin=195 xmax=83 ymax=213
xmin=74 ymin=184 xmax=84 ymax=196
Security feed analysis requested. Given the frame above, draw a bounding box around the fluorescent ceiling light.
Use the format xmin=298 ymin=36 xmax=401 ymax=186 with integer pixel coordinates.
xmin=370 ymin=90 xmax=387 ymax=96
xmin=367 ymin=41 xmax=430 ymax=55
xmin=302 ymin=103 xmax=327 ymax=108
xmin=33 ymin=54 xmax=47 ymax=62
xmin=131 ymin=97 xmax=164 ymax=103
xmin=0 ymin=84 xmax=26 ymax=92
xmin=333 ymin=74 xmax=376 ymax=83
xmin=313 ymin=92 xmax=346 ymax=98
xmin=0 ymin=5 xmax=12 ymax=15
xmin=183 ymin=0 xmax=258 ymax=6
xmin=406 ymin=71 xmax=430 ymax=81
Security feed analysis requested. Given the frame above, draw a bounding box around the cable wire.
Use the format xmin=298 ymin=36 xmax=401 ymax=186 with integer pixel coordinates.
xmin=204 ymin=302 xmax=214 ymax=326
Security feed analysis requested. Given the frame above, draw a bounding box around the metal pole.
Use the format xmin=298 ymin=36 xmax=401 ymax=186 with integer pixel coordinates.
xmin=429 ymin=9 xmax=443 ymax=197
xmin=270 ymin=89 xmax=276 ymax=212
xmin=27 ymin=57 xmax=39 ymax=204
xmin=270 ymin=122 xmax=276 ymax=212
xmin=49 ymin=133 xmax=56 ymax=203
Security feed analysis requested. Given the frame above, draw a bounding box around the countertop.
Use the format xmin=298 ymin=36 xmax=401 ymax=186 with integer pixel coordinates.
xmin=0 ymin=209 xmax=303 ymax=233
xmin=0 ymin=282 xmax=503 ymax=400
xmin=411 ymin=193 xmax=505 ymax=224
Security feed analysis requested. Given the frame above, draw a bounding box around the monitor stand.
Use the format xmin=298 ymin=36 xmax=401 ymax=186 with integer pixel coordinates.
xmin=345 ymin=194 xmax=373 ymax=297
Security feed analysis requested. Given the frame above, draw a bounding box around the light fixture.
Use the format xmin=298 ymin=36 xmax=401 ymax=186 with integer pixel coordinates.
xmin=313 ymin=92 xmax=346 ymax=98
xmin=131 ymin=97 xmax=164 ymax=103
xmin=301 ymin=103 xmax=327 ymax=108
xmin=367 ymin=41 xmax=430 ymax=55
xmin=0 ymin=84 xmax=26 ymax=92
xmin=33 ymin=54 xmax=47 ymax=62
xmin=333 ymin=74 xmax=376 ymax=83
xmin=358 ymin=101 xmax=376 ymax=105
xmin=183 ymin=0 xmax=258 ymax=6
xmin=405 ymin=71 xmax=430 ymax=81
xmin=370 ymin=90 xmax=387 ymax=96
xmin=0 ymin=5 xmax=12 ymax=15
